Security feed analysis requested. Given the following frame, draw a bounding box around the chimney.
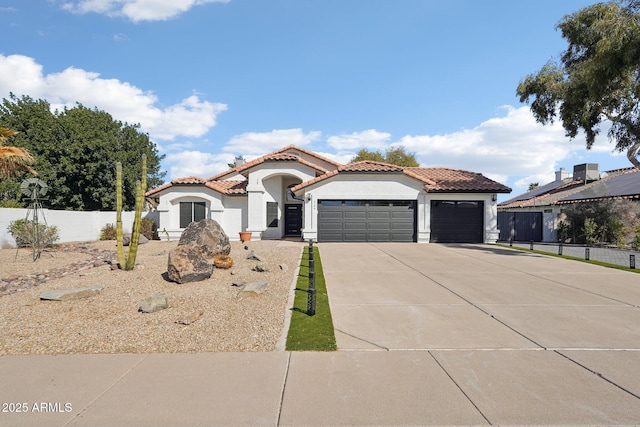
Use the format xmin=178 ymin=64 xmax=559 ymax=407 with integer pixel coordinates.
xmin=555 ymin=167 xmax=569 ymax=182
xmin=234 ymin=156 xmax=246 ymax=167
xmin=573 ymin=163 xmax=599 ymax=182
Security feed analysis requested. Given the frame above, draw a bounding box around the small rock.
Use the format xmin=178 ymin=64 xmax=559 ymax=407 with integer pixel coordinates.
xmin=139 ymin=294 xmax=168 ymax=313
xmin=246 ymin=251 xmax=261 ymax=261
xmin=40 ymin=285 xmax=103 ymax=301
xmin=175 ymin=310 xmax=204 ymax=325
xmin=236 ymin=280 xmax=269 ymax=296
xmin=252 ymin=264 xmax=269 ymax=272
xmin=231 ymin=280 xmax=246 ymax=287
xmin=279 ymin=264 xmax=288 ymax=272
xmin=123 ymin=233 xmax=149 ymax=246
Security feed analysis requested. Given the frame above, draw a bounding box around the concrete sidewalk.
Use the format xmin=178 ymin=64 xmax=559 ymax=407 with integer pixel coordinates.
xmin=2 ymin=243 xmax=640 ymax=426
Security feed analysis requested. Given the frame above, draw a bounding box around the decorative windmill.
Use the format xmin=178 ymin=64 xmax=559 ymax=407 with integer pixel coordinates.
xmin=20 ymin=177 xmax=49 ymax=261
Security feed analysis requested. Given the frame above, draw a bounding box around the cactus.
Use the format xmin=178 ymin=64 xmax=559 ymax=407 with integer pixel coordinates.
xmin=116 ymin=154 xmax=147 ymax=271
xmin=116 ymin=162 xmax=126 ymax=268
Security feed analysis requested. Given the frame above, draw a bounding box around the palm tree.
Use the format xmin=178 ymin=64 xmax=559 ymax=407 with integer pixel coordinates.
xmin=0 ymin=127 xmax=36 ymax=177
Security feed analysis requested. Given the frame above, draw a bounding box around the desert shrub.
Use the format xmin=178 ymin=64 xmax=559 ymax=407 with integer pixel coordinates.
xmin=140 ymin=217 xmax=157 ymax=240
xmin=632 ymin=223 xmax=640 ymax=251
xmin=0 ymin=200 xmax=25 ymax=208
xmin=100 ymin=223 xmax=117 ymax=240
xmin=8 ymin=219 xmax=59 ymax=247
xmin=607 ymin=217 xmax=626 ymax=249
xmin=583 ymin=218 xmax=599 ymax=245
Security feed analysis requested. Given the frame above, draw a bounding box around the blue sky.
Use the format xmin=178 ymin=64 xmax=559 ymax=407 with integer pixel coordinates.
xmin=0 ymin=0 xmax=626 ymax=200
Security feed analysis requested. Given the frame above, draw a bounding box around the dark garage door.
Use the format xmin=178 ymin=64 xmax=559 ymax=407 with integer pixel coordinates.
xmin=430 ymin=200 xmax=484 ymax=243
xmin=318 ymin=200 xmax=416 ymax=242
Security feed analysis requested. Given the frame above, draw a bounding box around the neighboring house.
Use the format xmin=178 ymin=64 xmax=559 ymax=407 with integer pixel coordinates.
xmin=498 ymin=163 xmax=640 ymax=242
xmin=146 ymin=145 xmax=511 ymax=243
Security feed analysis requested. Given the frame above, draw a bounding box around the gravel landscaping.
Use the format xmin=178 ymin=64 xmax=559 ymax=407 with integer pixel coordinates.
xmin=0 ymin=239 xmax=303 ymax=355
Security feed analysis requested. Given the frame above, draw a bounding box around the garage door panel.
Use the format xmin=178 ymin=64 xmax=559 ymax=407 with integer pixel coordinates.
xmin=430 ymin=200 xmax=484 ymax=243
xmin=368 ymin=222 xmax=391 ymax=231
xmin=318 ymin=200 xmax=416 ymax=242
xmin=344 ymin=222 xmax=367 ymax=230
xmin=344 ymin=233 xmax=367 ymax=242
xmin=392 ymin=222 xmax=414 ymax=231
xmin=319 ymin=211 xmax=343 ymax=220
xmin=320 ymin=222 xmax=343 ymax=230
xmin=367 ymin=211 xmax=391 ymax=220
xmin=344 ymin=211 xmax=367 ymax=220
xmin=391 ymin=232 xmax=415 ymax=242
xmin=367 ymin=233 xmax=392 ymax=242
xmin=322 ymin=232 xmax=346 ymax=241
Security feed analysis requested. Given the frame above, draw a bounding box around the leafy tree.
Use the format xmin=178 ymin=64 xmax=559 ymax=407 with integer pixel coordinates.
xmin=528 ymin=182 xmax=539 ymax=191
xmin=0 ymin=127 xmax=36 ymax=177
xmin=350 ymin=148 xmax=385 ymax=163
xmin=517 ymin=0 xmax=640 ymax=169
xmin=0 ymin=94 xmax=165 ymax=210
xmin=350 ymin=146 xmax=419 ymax=167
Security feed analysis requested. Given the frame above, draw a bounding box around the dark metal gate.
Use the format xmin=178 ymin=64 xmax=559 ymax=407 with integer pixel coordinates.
xmin=498 ymin=211 xmax=543 ymax=242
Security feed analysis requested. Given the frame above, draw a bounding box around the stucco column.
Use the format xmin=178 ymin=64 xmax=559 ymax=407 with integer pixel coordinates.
xmin=301 ymin=194 xmax=317 ymax=242
xmin=417 ymin=193 xmax=430 ymax=243
xmin=246 ymin=180 xmax=265 ymax=240
xmin=485 ymin=197 xmax=499 ymax=243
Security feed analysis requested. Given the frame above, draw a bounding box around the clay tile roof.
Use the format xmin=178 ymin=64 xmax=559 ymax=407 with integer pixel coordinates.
xmin=145 ymin=176 xmax=206 ymax=197
xmin=291 ymin=164 xmax=510 ymax=194
xmin=339 ymin=161 xmax=405 ymax=173
xmin=406 ymin=167 xmax=511 ymax=193
xmin=171 ymin=176 xmax=206 ymax=184
xmin=274 ymin=144 xmax=342 ymax=167
xmin=205 ymin=180 xmax=247 ymax=195
xmin=206 ymin=147 xmax=332 ymax=181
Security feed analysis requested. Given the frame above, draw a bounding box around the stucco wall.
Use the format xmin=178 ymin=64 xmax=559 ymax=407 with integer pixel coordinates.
xmin=297 ymin=174 xmax=499 ymax=243
xmin=0 ymin=208 xmax=158 ymax=248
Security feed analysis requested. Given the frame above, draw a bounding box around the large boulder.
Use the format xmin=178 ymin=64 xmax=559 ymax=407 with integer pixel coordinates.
xmin=167 ymin=245 xmax=214 ymax=284
xmin=178 ymin=219 xmax=230 ymax=263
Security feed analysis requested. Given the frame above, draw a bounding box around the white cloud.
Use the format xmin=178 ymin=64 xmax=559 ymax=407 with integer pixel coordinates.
xmin=165 ymin=150 xmax=234 ymax=180
xmin=327 ymin=129 xmax=391 ymax=152
xmin=113 ymin=33 xmax=129 ymax=42
xmin=320 ymin=106 xmax=618 ymax=194
xmin=224 ymin=129 xmax=322 ymax=157
xmin=61 ymin=0 xmax=230 ymax=22
xmin=0 ymin=54 xmax=227 ymax=142
xmin=397 ymin=106 xmax=585 ymax=184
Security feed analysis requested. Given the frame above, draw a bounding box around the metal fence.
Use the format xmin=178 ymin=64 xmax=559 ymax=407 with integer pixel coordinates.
xmin=504 ymin=241 xmax=639 ymax=269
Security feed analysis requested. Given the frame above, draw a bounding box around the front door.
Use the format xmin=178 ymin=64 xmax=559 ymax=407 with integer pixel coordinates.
xmin=284 ymin=204 xmax=302 ymax=236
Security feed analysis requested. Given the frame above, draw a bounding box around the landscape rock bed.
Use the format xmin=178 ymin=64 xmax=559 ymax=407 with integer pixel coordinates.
xmin=0 ymin=239 xmax=303 ymax=355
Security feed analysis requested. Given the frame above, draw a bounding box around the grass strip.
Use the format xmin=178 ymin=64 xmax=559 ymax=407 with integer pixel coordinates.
xmin=495 ymin=243 xmax=640 ymax=274
xmin=286 ymin=245 xmax=337 ymax=351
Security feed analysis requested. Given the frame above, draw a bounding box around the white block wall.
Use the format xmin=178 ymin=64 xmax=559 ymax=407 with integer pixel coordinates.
xmin=0 ymin=208 xmax=159 ymax=248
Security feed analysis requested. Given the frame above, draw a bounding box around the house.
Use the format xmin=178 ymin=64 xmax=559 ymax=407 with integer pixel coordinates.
xmin=146 ymin=145 xmax=511 ymax=243
xmin=498 ymin=163 xmax=640 ymax=242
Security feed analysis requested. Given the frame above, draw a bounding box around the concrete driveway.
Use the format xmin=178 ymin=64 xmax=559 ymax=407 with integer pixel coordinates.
xmin=318 ymin=242 xmax=640 ymax=425
xmin=3 ymin=243 xmax=640 ymax=426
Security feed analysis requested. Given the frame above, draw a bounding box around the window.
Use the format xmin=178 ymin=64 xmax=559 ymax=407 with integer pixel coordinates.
xmin=267 ymin=202 xmax=278 ymax=227
xmin=180 ymin=201 xmax=206 ymax=228
xmin=319 ymin=200 xmax=342 ymax=207
xmin=458 ymin=201 xmax=479 ymax=209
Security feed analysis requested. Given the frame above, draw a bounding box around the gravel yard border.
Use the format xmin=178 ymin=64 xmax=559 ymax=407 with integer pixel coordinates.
xmin=0 ymin=239 xmax=304 ymax=355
